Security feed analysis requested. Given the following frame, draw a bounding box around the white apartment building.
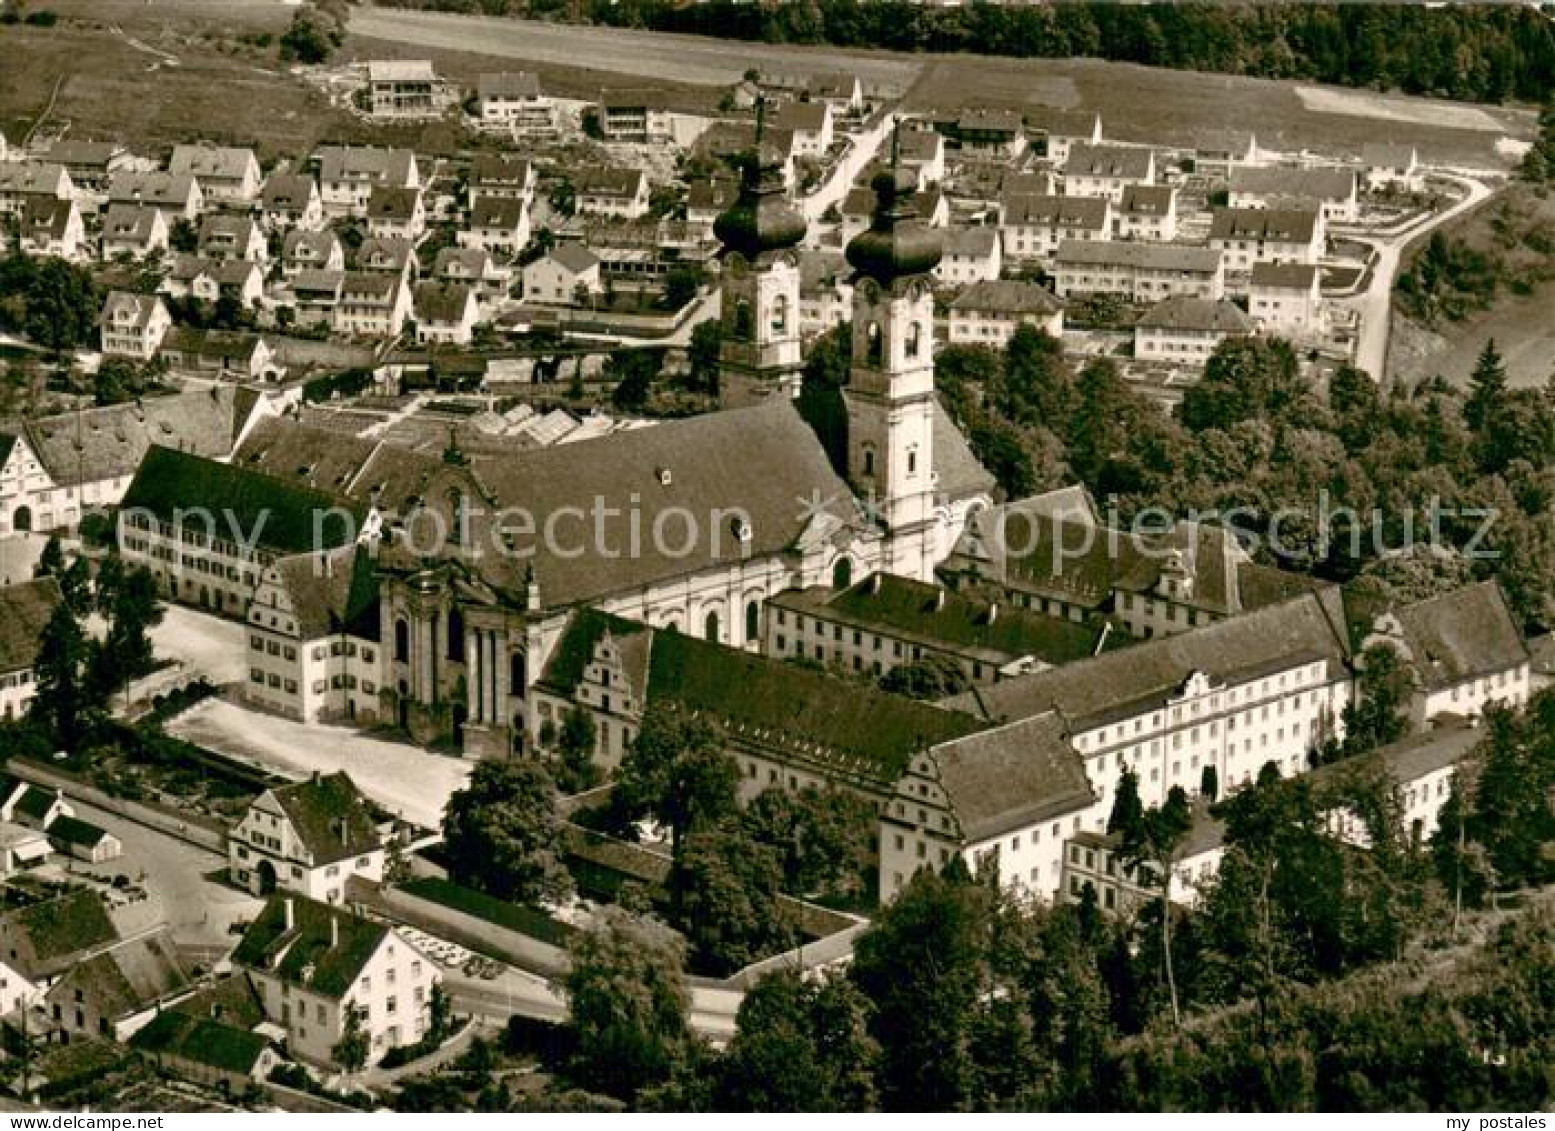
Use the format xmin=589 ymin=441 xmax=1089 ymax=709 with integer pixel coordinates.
xmin=1115 ymin=184 xmax=1177 ymax=242
xmin=947 ymin=279 xmax=1065 ymax=348
xmin=1000 ymin=194 xmax=1110 ymax=262
xmin=315 ymin=147 xmax=420 ymax=217
xmin=934 ymin=226 xmax=1003 ymax=286
xmin=168 ymin=144 xmax=261 ymax=205
xmin=1230 ymin=165 xmax=1359 ymax=224
xmin=1062 ymin=143 xmax=1156 ymax=202
xmin=1052 ymin=240 xmax=1224 ymax=302
xmin=1209 ymin=206 xmax=1325 ymax=274
xmin=474 ymin=72 xmax=556 ymax=136
xmin=99 ymin=292 xmax=172 ymax=360
xmin=228 ymin=771 xmax=385 ymax=901
xmin=1134 ymin=296 xmax=1254 ymax=363
xmin=1249 ymin=262 xmax=1325 ymax=338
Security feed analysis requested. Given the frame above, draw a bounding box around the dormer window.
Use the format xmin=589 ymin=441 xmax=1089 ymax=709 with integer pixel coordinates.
xmin=656 ymin=466 xmax=672 ymax=486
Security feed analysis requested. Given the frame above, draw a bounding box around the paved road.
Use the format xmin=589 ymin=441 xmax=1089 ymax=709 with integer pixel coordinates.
xmin=803 ymin=113 xmax=894 ymax=225
xmin=448 ymin=966 xmax=738 ymax=1042
xmin=1345 ymin=171 xmax=1495 ymax=381
xmin=348 ymin=7 xmax=919 ymax=92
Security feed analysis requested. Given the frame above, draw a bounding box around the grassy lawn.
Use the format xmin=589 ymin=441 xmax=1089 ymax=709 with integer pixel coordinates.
xmin=399 ymin=876 xmax=576 ymax=948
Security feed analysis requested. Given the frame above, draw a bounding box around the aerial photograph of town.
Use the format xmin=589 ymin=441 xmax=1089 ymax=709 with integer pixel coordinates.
xmin=0 ymin=0 xmax=1550 ymax=1116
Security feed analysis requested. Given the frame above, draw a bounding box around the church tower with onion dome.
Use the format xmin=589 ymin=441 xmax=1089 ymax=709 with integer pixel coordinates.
xmin=713 ymin=102 xmax=808 ymax=403
xmin=842 ymin=131 xmax=943 ymax=582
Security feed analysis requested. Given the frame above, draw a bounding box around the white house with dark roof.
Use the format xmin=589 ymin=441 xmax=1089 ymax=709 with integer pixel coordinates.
xmin=357 ymin=236 xmax=418 ymax=281
xmin=281 ymin=229 xmax=344 ymax=279
xmin=0 ymin=163 xmax=72 ymax=218
xmin=197 ymin=214 xmax=268 ymax=263
xmin=100 ymin=204 xmax=169 ymax=262
xmin=1193 ymin=129 xmax=1261 ymax=180
xmin=18 ymin=197 xmax=84 ymax=260
xmin=315 ymin=146 xmax=420 ymax=216
xmin=467 ymin=153 xmax=536 ymax=207
xmin=1362 ymin=143 xmax=1423 ymax=193
xmin=335 ymin=272 xmax=411 ymax=337
xmin=475 ymin=72 xmax=555 ymax=136
xmin=522 ymin=243 xmax=600 ymax=305
xmin=459 ymin=196 xmax=530 ymax=258
xmin=1249 ymin=261 xmax=1325 ymax=338
xmin=598 ymin=90 xmax=672 ymax=143
xmin=168 ymin=144 xmax=261 ymax=205
xmin=0 ymin=887 xmax=119 ymax=1016
xmin=107 ymin=171 xmax=203 ymax=221
xmin=947 ymin=279 xmax=1064 ymax=347
xmin=229 ymin=771 xmax=385 ymax=901
xmin=433 ymin=246 xmax=508 ymax=301
xmin=100 ymin=291 xmax=173 ymax=360
xmin=1028 ymin=108 xmax=1103 ymax=165
xmin=798 ymin=249 xmax=852 ymax=337
xmin=1134 ymin=295 xmax=1254 ymax=362
xmin=772 ymin=100 xmax=834 ymax=158
xmin=1230 ymin=165 xmax=1358 ymax=224
xmin=43 ymin=929 xmax=189 ymax=1042
xmin=0 ymin=579 xmax=62 ymax=718
xmin=160 ymin=256 xmax=265 ymax=309
xmin=1209 ymin=206 xmax=1324 ymax=274
xmin=1052 ymin=240 xmax=1224 ymax=302
xmin=575 ymin=166 xmax=649 ymax=221
xmin=366 ymin=185 xmax=426 ymax=243
xmin=934 ymin=226 xmax=1003 ymax=286
xmin=1116 ymin=184 xmax=1177 ymax=242
xmin=999 ymin=193 xmax=1110 ymax=262
xmin=39 ymin=141 xmax=130 ymax=190
xmin=1062 ymin=143 xmax=1156 ymax=202
xmin=413 ymin=281 xmax=479 ymax=345
xmin=260 ymin=173 xmax=325 ymax=231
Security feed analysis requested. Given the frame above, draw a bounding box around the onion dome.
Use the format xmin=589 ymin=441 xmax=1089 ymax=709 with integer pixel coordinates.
xmin=845 ymin=162 xmax=942 ymax=284
xmin=714 ymin=142 xmax=807 ymax=260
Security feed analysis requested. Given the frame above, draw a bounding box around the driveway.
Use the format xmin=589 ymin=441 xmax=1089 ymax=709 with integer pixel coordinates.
xmin=166 ymin=699 xmax=471 ymax=830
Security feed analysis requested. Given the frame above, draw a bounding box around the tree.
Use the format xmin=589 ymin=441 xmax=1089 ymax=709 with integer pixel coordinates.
xmin=1464 ymin=336 xmax=1507 ymax=434
xmin=996 ymin=324 xmax=1070 ymax=425
xmin=672 ymin=820 xmax=788 ymax=974
xmin=441 ymin=758 xmax=573 ymax=904
xmin=553 ymin=705 xmax=601 ymax=795
xmin=332 ymin=1004 xmax=369 ymax=1077
xmin=612 ymin=708 xmax=737 ymax=854
xmin=89 ymin=563 xmax=162 ymax=699
xmin=686 ymin=318 xmax=722 ymax=396
xmin=717 ymin=969 xmax=879 ymax=1111
xmin=565 ymin=909 xmax=691 ymax=1101
xmin=1108 ymin=776 xmax=1192 ymax=1027
xmin=606 ymin=348 xmax=664 ymax=412
xmin=660 ymin=264 xmax=703 ymax=311
xmin=168 ymin=218 xmax=199 ymax=255
xmin=0 ymin=255 xmax=100 ymax=352
xmin=878 ymin=654 xmax=970 ymax=701
xmin=427 ymin=982 xmax=454 ymax=1042
xmin=1340 ymin=644 xmax=1415 ymax=756
xmin=1180 ymin=337 xmax=1306 ymax=434
xmin=279 ymin=3 xmax=344 ymax=64
xmin=741 ymin=785 xmax=875 ymax=901
xmin=34 ymin=534 xmax=64 ymax=579
xmin=31 ymin=600 xmax=90 ymax=746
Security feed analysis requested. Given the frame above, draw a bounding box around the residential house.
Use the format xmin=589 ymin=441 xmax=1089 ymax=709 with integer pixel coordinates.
xmin=953 ymin=110 xmax=1026 ymax=160
xmin=1362 ymin=143 xmax=1423 ymax=193
xmin=1115 ymin=184 xmax=1177 ymax=242
xmin=897 ymin=127 xmax=947 ymax=185
xmin=39 ymin=141 xmax=129 ymax=190
xmin=840 ymin=182 xmax=946 ymax=247
xmin=365 ymin=186 xmax=426 ymax=243
xmin=160 ymin=256 xmax=265 ymax=309
xmin=365 ymin=59 xmax=451 ymax=121
xmin=1052 ymin=240 xmax=1224 ymax=302
xmin=1208 ymin=206 xmax=1324 ymax=274
xmin=1062 ymin=144 xmax=1156 ymax=202
xmin=934 ymin=226 xmax=1003 ymax=286
xmin=1029 ymin=108 xmax=1103 ymax=165
xmin=0 ymin=888 xmax=118 ymax=1016
xmin=1133 ymin=296 xmax=1254 ymax=363
xmin=474 ymin=72 xmax=555 ymax=137
xmin=1229 ymin=165 xmax=1359 ymax=224
xmin=0 ymin=163 xmax=72 ymax=218
xmin=99 ymin=204 xmax=169 ymax=262
xmin=523 ymin=244 xmax=600 ymax=305
xmin=197 ymin=214 xmax=268 ymax=263
xmin=947 ymin=279 xmax=1065 ymax=347
xmin=0 ymin=580 xmax=62 ymax=719
xmin=117 ymin=444 xmax=375 ymax=616
xmin=291 ymin=270 xmax=346 ymax=330
xmin=574 ymin=167 xmax=649 ymax=221
xmin=107 ymin=172 xmax=203 ymax=222
xmin=43 ymin=930 xmax=189 ymax=1042
xmin=281 ymin=229 xmax=344 ymax=279
xmin=1193 ymin=129 xmax=1261 ymax=180
xmin=999 ymin=193 xmax=1110 ymax=262
xmin=159 ymin=328 xmax=281 ymax=383
xmin=229 ymin=772 xmax=384 ymax=901
xmin=168 ymin=144 xmax=261 ymax=205
xmin=761 ymin=70 xmax=864 ymax=116
xmin=412 ymin=282 xmax=479 ymax=345
xmin=432 ymin=246 xmax=508 ymax=302
xmin=356 ymin=236 xmax=418 ymax=281
xmin=99 ymin=291 xmax=173 ymax=360
xmin=1248 ymin=262 xmax=1325 ymax=339
xmin=131 ymin=1006 xmax=281 ymax=1092
xmin=467 ymin=153 xmax=536 ymax=207
xmin=693 ymin=122 xmax=796 ymax=189
xmin=772 ymin=100 xmax=834 ymax=159
xmin=459 ymin=196 xmax=530 ymax=258
xmin=335 ymin=272 xmax=412 ymax=337
xmin=233 ymin=894 xmax=440 ymax=1068
xmin=260 ymin=173 xmax=325 ymax=231
xmin=798 ymin=249 xmax=852 ymax=337
xmin=686 ymin=178 xmax=739 ymax=242
xmin=315 ymin=147 xmax=420 ymax=217
xmin=598 ymin=91 xmax=671 ymax=143
xmin=18 ymin=197 xmax=84 ymax=259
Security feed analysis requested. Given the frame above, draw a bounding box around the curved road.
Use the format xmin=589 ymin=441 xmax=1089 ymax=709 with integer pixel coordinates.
xmin=1343 ymin=171 xmax=1494 ymax=381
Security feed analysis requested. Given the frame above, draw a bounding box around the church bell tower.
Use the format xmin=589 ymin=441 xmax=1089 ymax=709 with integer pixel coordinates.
xmin=714 ymin=102 xmax=807 ymax=403
xmin=841 ymin=135 xmax=943 ymax=582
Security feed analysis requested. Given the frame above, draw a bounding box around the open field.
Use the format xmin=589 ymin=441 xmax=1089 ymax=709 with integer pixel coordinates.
xmin=1293 ymin=86 xmax=1507 ymax=134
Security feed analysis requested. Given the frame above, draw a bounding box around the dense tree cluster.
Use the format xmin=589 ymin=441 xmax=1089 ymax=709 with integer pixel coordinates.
xmin=922 ymin=329 xmax=1554 ymax=634
xmin=279 ymin=0 xmax=348 ymax=64
xmin=441 ymin=757 xmax=574 ymax=904
xmin=378 ymin=0 xmax=1555 ymax=104
xmin=0 ymin=255 xmax=101 ymax=353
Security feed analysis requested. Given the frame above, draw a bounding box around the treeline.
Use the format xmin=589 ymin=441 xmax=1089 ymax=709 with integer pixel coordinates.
xmin=376 ymin=0 xmax=1555 ymax=105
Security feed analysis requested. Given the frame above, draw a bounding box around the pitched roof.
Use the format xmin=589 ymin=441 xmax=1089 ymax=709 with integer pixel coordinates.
xmin=357 ymin=236 xmax=415 ymax=272
xmin=413 ymin=281 xmax=475 ymax=324
xmin=576 ymin=166 xmax=646 ymax=197
xmin=168 ymin=144 xmax=257 ymax=182
xmin=1135 ymin=296 xmax=1254 ymax=333
xmin=367 ymin=185 xmax=421 ymax=220
xmin=1055 ymin=239 xmax=1221 ymax=273
xmin=771 ymin=574 xmax=1114 ymax=668
xmin=265 ymin=545 xmax=379 ymax=641
xmin=282 ymin=228 xmax=340 ymax=263
xmin=45 ymin=814 xmax=113 ymax=850
xmin=232 ymin=894 xmax=392 ymax=998
xmin=1026 ymin=107 xmax=1100 ymax=138
xmin=773 ymin=100 xmax=829 ymax=133
xmin=43 ymin=140 xmax=125 ymax=169
xmin=433 ymin=246 xmax=494 ymax=279
xmin=1376 ymin=581 xmax=1528 ymax=691
xmin=131 ymin=1009 xmax=271 ymax=1075
xmin=2 ymin=888 xmax=118 ymax=975
xmin=0 ymin=163 xmax=68 ymax=195
xmin=536 ymin=606 xmax=650 ymax=696
xmin=262 ymin=173 xmax=318 ymax=211
xmin=119 ymin=445 xmax=367 ymax=556
xmin=942 ymin=226 xmax=999 ymax=259
xmin=23 ymin=386 xmax=253 ymax=486
xmin=315 ymin=146 xmax=417 ymax=187
xmin=929 ymin=711 xmax=1094 ymax=841
xmin=52 ymin=930 xmax=188 ymax=1020
xmin=1002 ymin=192 xmax=1108 ymax=229
xmin=100 ymin=290 xmax=164 ymax=331
xmin=101 ymin=204 xmax=163 ymax=243
xmin=1209 ymin=206 xmax=1319 ymax=243
xmin=947 ymin=589 xmax=1351 ymax=727
xmin=934 ymin=401 xmax=996 ymax=502
xmin=1064 ymin=143 xmax=1153 ymax=179
xmin=366 ymin=59 xmax=437 ymax=82
xmin=469 ymin=196 xmax=526 ymax=229
xmin=477 ymin=71 xmax=541 ymax=100
xmin=267 ymin=771 xmax=380 ymax=865
xmin=1362 ymin=142 xmax=1417 ymax=169
xmin=1250 ymin=262 xmax=1321 ymax=290
xmin=546 ymin=243 xmax=599 ymax=274
xmin=949 ymin=279 xmax=1063 ymax=316
xmin=107 ymin=171 xmax=197 ymax=208
xmin=1120 ymin=184 xmax=1174 ymax=216
xmin=0 ymin=579 xmax=62 ymax=672
xmin=1231 ymin=165 xmax=1356 ymax=202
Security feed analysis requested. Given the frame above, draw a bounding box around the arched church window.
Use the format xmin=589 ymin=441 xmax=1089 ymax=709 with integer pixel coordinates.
xmin=770 ymin=293 xmax=789 ymax=334
xmin=865 ymin=321 xmax=884 ymax=366
xmin=905 ymin=322 xmax=923 ymax=359
xmin=704 ymin=611 xmax=720 ymax=642
xmin=745 ymin=600 xmax=760 ymax=642
xmin=733 ymin=298 xmax=754 ymax=340
xmin=832 ymin=557 xmax=853 ymax=590
xmin=907 ymin=447 xmax=918 ymax=476
xmin=862 ymin=445 xmax=875 ymax=477
xmin=447 ymin=488 xmax=467 ymax=545
xmin=510 ymin=651 xmax=527 ymax=695
xmin=394 ymin=619 xmax=410 ymax=664
xmin=447 ymin=608 xmax=465 ymax=661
